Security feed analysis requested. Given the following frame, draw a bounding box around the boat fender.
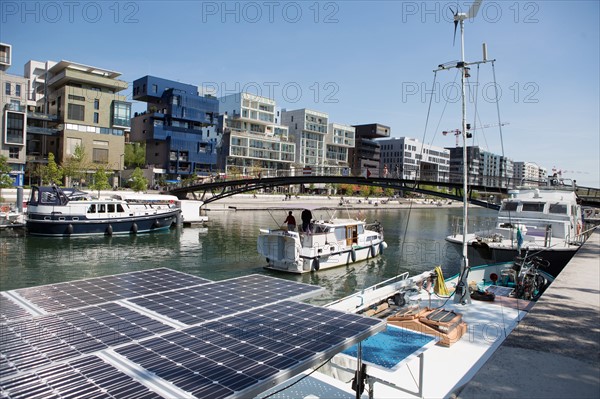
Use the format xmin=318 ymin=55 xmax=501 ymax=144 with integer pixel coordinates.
xmin=371 ymin=244 xmax=377 ymax=257
xmin=106 ymin=224 xmax=113 ymax=236
xmin=350 ymin=248 xmax=356 ymax=262
xmin=312 ymin=258 xmax=320 ymax=271
xmin=131 ymin=223 xmax=138 ymax=234
xmin=153 ymin=220 xmax=160 ymax=228
xmin=67 ymin=224 xmax=73 ymax=235
xmin=379 ymin=242 xmax=385 ymax=255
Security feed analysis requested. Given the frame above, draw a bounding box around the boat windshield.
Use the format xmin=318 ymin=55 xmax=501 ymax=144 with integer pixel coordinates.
xmin=522 ymin=202 xmax=545 ymax=212
xmin=501 ymin=201 xmax=518 ymax=211
xmin=548 ymin=203 xmax=568 ymax=214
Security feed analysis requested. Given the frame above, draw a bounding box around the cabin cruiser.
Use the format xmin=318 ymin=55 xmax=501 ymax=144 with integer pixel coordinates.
xmin=257 ymin=207 xmax=387 ymax=273
xmin=446 ymin=178 xmax=585 ymax=277
xmin=26 ymin=186 xmax=180 ymax=237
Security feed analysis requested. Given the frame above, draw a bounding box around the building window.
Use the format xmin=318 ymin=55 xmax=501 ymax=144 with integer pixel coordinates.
xmin=66 ymin=137 xmax=82 ymax=156
xmin=5 ymin=111 xmax=25 ymax=145
xmin=9 ymin=147 xmax=19 ymax=159
xmin=112 ymin=101 xmax=131 ymax=128
xmin=68 ymin=94 xmax=86 ymax=101
xmin=94 ymin=112 xmax=99 ymax=124
xmin=94 ymin=99 xmax=99 ymax=110
xmin=68 ymin=103 xmax=85 ymax=121
xmin=152 ymin=84 xmax=158 ymax=93
xmin=15 ymin=84 xmax=21 ymax=97
xmin=5 ymin=82 xmax=10 ymax=95
xmin=92 ymin=148 xmax=109 ymax=163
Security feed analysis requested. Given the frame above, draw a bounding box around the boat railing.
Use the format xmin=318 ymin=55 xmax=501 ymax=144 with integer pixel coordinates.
xmin=326 ymin=272 xmax=410 ymax=309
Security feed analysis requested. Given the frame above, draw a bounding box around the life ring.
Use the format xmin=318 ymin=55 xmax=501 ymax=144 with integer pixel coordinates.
xmin=131 ymin=223 xmax=138 ymax=234
xmin=312 ymin=258 xmax=320 ymax=271
xmin=106 ymin=224 xmax=113 ymax=236
xmin=350 ymin=248 xmax=357 ymax=262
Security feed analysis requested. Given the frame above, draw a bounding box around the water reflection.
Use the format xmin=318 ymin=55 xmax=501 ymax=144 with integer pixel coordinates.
xmin=1 ymin=207 xmax=496 ymax=301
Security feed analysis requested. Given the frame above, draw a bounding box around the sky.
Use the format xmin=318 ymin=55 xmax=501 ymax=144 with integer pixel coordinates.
xmin=2 ymin=0 xmax=599 ymax=187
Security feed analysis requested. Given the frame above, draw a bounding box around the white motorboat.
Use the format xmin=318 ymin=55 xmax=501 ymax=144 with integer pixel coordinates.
xmin=257 ymin=206 xmax=387 ymax=273
xmin=446 ymin=180 xmax=585 ymax=277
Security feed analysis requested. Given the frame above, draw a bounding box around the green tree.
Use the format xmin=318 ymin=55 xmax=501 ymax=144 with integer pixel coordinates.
xmin=0 ymin=155 xmax=14 ymax=202
xmin=130 ymin=167 xmax=148 ymax=192
xmin=44 ymin=153 xmax=63 ymax=185
xmin=62 ymin=144 xmax=88 ymax=186
xmin=359 ymin=185 xmax=370 ymax=198
xmin=384 ymin=188 xmax=395 ymax=197
xmin=90 ymin=166 xmax=111 ymax=196
xmin=124 ymin=143 xmax=146 ymax=168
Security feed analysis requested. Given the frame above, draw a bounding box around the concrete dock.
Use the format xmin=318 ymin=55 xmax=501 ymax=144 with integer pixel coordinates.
xmin=457 ymin=228 xmax=600 ymax=398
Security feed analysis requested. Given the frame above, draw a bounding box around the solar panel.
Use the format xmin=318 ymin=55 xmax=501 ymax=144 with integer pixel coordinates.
xmin=0 ymin=295 xmax=32 ymax=322
xmin=127 ymin=274 xmax=323 ymax=325
xmin=1 ymin=269 xmax=385 ymax=399
xmin=12 ymin=268 xmax=210 ymax=315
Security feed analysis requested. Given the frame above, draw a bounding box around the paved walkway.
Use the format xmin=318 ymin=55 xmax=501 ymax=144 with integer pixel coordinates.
xmin=457 ymin=229 xmax=600 ymax=399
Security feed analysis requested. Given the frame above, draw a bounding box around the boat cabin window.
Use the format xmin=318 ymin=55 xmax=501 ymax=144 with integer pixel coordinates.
xmin=522 ymin=202 xmax=545 ymax=212
xmin=549 ymin=203 xmax=567 ymax=214
xmin=501 ymin=201 xmax=518 ymax=211
xmin=334 ymin=227 xmax=346 ymax=241
xmin=87 ymin=204 xmax=96 ymax=213
xmin=117 ymin=204 xmax=125 ymax=212
xmin=99 ymin=204 xmax=106 ymax=213
xmin=357 ymin=225 xmax=364 ymax=235
xmin=107 ymin=204 xmax=115 ymax=213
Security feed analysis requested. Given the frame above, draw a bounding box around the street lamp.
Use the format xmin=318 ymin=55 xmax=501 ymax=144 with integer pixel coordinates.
xmin=119 ymin=154 xmax=125 ymax=188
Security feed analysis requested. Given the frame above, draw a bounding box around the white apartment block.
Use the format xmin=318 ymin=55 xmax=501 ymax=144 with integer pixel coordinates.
xmin=379 ymin=137 xmax=450 ymax=181
xmin=218 ymin=92 xmax=295 ymax=174
xmin=280 ymin=108 xmax=329 ymax=167
xmin=514 ymin=161 xmax=546 ymax=185
xmin=325 ymin=123 xmax=354 ymax=167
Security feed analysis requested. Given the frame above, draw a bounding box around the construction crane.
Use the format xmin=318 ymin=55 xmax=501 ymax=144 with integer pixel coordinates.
xmin=442 ymin=122 xmax=509 ymax=146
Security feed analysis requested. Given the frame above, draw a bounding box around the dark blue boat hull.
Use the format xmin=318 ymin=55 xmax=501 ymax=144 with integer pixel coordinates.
xmin=26 ymin=211 xmax=180 ymax=237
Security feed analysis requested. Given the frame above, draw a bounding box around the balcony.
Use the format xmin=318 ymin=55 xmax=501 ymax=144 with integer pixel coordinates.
xmin=27 ymin=126 xmax=60 ymax=136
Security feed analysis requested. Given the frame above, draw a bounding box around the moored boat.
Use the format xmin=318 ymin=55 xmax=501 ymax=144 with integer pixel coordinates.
xmin=26 ymin=185 xmax=180 ymax=237
xmin=257 ymin=206 xmax=387 ymax=273
xmin=446 ymin=180 xmax=586 ymax=277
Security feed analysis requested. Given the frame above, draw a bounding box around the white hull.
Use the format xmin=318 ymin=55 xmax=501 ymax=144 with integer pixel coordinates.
xmin=258 ymin=218 xmax=386 ymax=273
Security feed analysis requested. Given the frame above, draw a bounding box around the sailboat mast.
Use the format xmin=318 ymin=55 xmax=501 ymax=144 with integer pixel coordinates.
xmin=460 ymin=19 xmax=469 ymax=280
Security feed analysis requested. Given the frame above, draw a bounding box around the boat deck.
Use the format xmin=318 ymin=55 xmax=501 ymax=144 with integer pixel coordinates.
xmin=457 ymin=228 xmax=600 ymax=398
xmin=266 ymin=290 xmax=530 ymax=399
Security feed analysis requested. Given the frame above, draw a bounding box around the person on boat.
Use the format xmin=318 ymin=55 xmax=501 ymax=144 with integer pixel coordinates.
xmin=301 ymin=209 xmax=312 ymax=233
xmin=284 ymin=211 xmax=296 ymax=231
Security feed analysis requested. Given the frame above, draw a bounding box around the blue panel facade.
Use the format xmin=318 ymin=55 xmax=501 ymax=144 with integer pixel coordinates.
xmin=132 ymin=76 xmax=219 ymax=176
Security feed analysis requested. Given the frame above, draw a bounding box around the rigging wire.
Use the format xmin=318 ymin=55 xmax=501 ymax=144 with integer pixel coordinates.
xmin=491 ymin=61 xmax=505 ymax=157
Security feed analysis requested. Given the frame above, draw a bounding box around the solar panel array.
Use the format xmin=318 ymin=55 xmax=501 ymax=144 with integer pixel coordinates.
xmin=1 ymin=268 xmax=385 ymax=399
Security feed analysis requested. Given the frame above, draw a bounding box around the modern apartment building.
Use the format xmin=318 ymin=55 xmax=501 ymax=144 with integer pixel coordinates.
xmin=349 ymin=123 xmax=390 ymax=177
xmin=131 ymin=76 xmax=218 ymax=180
xmin=325 ymin=123 xmax=354 ymax=170
xmin=280 ymin=108 xmax=328 ymax=168
xmin=0 ymin=43 xmax=27 ymax=185
xmin=448 ymin=146 xmax=513 ymax=186
xmin=38 ymin=60 xmax=131 ymax=185
xmin=218 ymin=93 xmax=294 ymax=174
xmin=379 ymin=137 xmax=450 ymax=181
xmin=514 ymin=161 xmax=547 ymax=185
